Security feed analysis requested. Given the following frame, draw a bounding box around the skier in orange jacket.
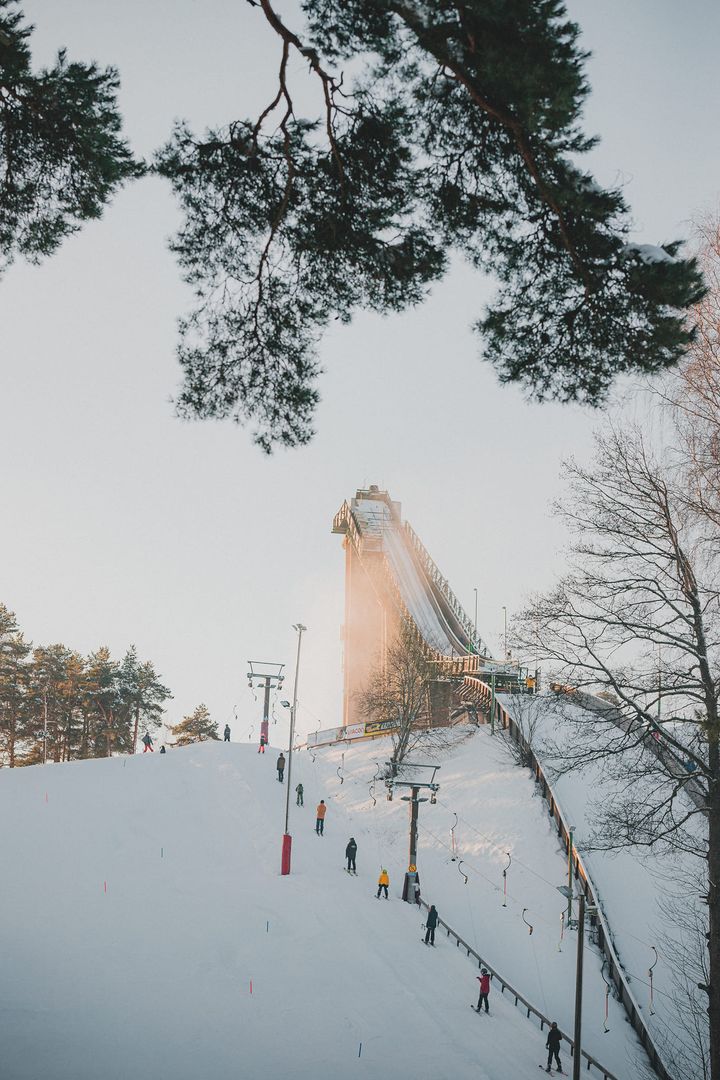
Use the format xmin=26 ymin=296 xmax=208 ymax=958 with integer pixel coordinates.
xmin=376 ymin=868 xmax=389 ymax=899
xmin=315 ymin=800 xmax=327 ymax=835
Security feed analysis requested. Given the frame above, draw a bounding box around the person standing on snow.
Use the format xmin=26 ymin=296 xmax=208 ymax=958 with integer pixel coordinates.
xmin=424 ymin=903 xmax=439 ymax=945
xmin=258 ymin=733 xmax=267 ymax=754
xmin=476 ymin=969 xmax=491 ymax=1012
xmin=223 ymin=724 xmax=231 ymax=742
xmin=142 ymin=732 xmax=154 ymax=753
xmin=345 ymin=838 xmax=357 ymax=873
xmin=276 ymin=753 xmax=286 ymax=782
xmin=545 ymin=1022 xmax=563 ymax=1073
xmin=159 ymin=745 xmax=166 ymax=754
xmin=295 ymin=782 xmax=304 ymax=806
xmin=376 ymin=868 xmax=389 ymax=899
xmin=315 ymin=800 xmax=327 ymax=835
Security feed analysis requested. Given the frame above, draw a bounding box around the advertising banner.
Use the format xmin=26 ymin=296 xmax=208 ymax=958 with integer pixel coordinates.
xmin=363 ymin=719 xmax=398 ymax=736
xmin=308 ymin=726 xmax=343 ymax=746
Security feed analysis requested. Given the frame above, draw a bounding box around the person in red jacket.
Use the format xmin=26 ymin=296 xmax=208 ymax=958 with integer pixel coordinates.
xmin=476 ymin=969 xmax=491 ymax=1012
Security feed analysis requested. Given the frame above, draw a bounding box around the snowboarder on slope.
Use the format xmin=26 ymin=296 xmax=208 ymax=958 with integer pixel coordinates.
xmin=258 ymin=733 xmax=267 ymax=754
xmin=346 ymin=838 xmax=357 ymax=873
xmin=476 ymin=969 xmax=491 ymax=1012
xmin=545 ymin=1021 xmax=563 ymax=1073
xmin=296 ymin=782 xmax=304 ymax=806
xmin=315 ymin=800 xmax=327 ymax=835
xmin=224 ymin=724 xmax=231 ymax=742
xmin=376 ymin=868 xmax=389 ymax=899
xmin=142 ymin=732 xmax=154 ymax=753
xmin=276 ymin=753 xmax=286 ymax=782
xmin=424 ymin=904 xmax=439 ymax=945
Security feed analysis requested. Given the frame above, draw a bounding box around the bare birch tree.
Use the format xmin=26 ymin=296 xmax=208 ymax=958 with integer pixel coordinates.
xmin=515 ymin=422 xmax=718 ymax=1080
xmin=358 ymin=624 xmax=435 ymax=769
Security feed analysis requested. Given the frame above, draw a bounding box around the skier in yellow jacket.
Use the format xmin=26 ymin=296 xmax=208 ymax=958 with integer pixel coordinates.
xmin=376 ymin=868 xmax=389 ymax=900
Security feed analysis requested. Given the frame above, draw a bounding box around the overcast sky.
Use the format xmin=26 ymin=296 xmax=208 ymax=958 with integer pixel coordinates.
xmin=1 ymin=0 xmax=719 ymax=741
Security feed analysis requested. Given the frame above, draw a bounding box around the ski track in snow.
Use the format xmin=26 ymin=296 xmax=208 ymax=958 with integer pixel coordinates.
xmin=0 ymin=728 xmax=657 ymax=1079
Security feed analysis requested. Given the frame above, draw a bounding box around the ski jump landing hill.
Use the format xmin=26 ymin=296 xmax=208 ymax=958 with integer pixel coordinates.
xmin=326 ymin=486 xmax=687 ymax=1080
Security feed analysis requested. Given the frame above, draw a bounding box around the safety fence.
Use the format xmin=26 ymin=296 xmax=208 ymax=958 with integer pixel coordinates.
xmin=416 ymin=898 xmax=619 ymax=1080
xmin=403 ymin=520 xmax=491 ymax=658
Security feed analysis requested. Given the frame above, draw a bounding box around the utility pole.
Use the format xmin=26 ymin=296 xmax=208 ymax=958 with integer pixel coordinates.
xmin=490 ymin=672 xmax=496 ymax=735
xmin=573 ymin=894 xmax=586 ymax=1080
xmin=502 ymin=606 xmax=508 ymax=659
xmin=473 ymin=588 xmax=478 ymax=642
xmin=555 ymin=885 xmax=593 ymax=1079
xmin=567 ymin=827 xmax=575 ymax=925
xmin=281 ymin=624 xmax=306 ymax=875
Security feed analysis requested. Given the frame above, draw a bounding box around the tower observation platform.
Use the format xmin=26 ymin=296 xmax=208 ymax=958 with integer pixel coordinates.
xmin=327 ymin=486 xmax=534 ymax=742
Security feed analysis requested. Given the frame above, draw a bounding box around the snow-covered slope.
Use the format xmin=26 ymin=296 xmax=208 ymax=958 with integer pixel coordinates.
xmin=1 ymin=732 xmax=649 ymax=1079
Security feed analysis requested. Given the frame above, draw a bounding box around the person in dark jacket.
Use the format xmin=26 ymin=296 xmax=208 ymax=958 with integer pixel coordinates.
xmin=545 ymin=1021 xmax=563 ymax=1073
xmin=159 ymin=745 xmax=166 ymax=754
xmin=142 ymin=732 xmax=154 ymax=753
xmin=258 ymin=733 xmax=267 ymax=754
xmin=295 ymin=782 xmax=304 ymax=806
xmin=424 ymin=904 xmax=439 ymax=945
xmin=223 ymin=724 xmax=231 ymax=742
xmin=276 ymin=753 xmax=286 ymax=782
xmin=476 ymin=969 xmax=491 ymax=1012
xmin=345 ymin=838 xmax=357 ymax=873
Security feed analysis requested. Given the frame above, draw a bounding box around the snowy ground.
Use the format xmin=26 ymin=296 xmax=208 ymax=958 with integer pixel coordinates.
xmin=0 ymin=730 xmax=653 ymax=1079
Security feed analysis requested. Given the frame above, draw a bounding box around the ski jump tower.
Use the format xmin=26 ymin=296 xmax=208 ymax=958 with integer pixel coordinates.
xmin=332 ymin=486 xmax=523 ymax=730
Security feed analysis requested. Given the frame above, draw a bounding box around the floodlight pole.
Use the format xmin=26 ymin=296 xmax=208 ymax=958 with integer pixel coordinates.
xmin=281 ymin=623 xmax=306 ymax=875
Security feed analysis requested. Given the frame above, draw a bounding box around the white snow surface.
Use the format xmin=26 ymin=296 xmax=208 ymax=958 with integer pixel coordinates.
xmin=0 ymin=729 xmax=655 ymax=1079
xmin=352 ymin=499 xmax=458 ymax=655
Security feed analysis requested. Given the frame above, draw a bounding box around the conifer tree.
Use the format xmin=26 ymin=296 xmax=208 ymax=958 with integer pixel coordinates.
xmin=0 ymin=602 xmax=31 ymax=766
xmin=117 ymin=646 xmax=172 ymax=754
xmin=0 ymin=0 xmax=141 ymax=278
xmin=169 ymin=704 xmax=219 ymax=747
xmin=83 ymin=647 xmax=124 ymax=758
xmin=156 ymin=0 xmax=706 ymax=451
xmin=26 ymin=643 xmax=84 ymax=764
